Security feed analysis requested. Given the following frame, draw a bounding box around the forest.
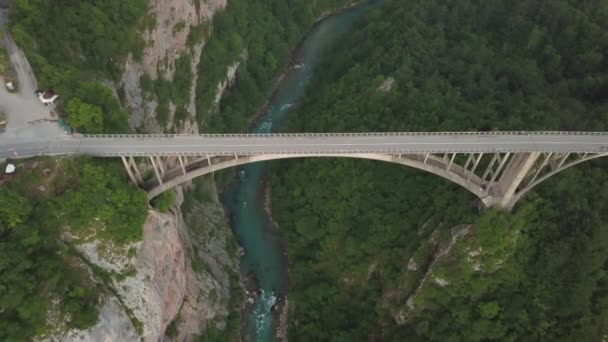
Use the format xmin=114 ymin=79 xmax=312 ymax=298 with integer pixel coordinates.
xmin=2 ymin=0 xmax=608 ymax=340
xmin=193 ymin=0 xmax=355 ymax=132
xmin=2 ymin=1 xmax=149 ymax=339
xmin=0 ymin=159 xmax=148 ymax=340
xmin=9 ymin=0 xmax=146 ymax=133
xmin=271 ymin=0 xmax=608 ymax=340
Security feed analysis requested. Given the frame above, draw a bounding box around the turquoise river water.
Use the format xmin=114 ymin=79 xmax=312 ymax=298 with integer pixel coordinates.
xmin=221 ymin=2 xmax=381 ymax=340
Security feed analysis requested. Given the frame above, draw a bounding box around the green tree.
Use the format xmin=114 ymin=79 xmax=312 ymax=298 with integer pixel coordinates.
xmin=66 ymin=98 xmax=103 ymax=133
xmin=0 ymin=188 xmax=32 ymax=231
xmin=152 ymin=190 xmax=176 ymax=213
xmin=270 ymin=0 xmax=608 ymax=340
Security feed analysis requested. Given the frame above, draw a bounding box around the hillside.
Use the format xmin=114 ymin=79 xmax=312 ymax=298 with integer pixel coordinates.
xmin=1 ymin=0 xmax=358 ymax=340
xmin=272 ymin=0 xmax=608 ymax=340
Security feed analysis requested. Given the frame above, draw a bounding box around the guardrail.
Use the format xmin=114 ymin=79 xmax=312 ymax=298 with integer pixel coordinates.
xmin=90 ymin=149 xmax=608 ymax=157
xmin=80 ymin=131 xmax=608 ymax=139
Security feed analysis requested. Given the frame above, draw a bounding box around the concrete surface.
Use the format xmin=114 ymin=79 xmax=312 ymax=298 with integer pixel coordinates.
xmin=0 ymin=9 xmax=64 ymax=140
xmin=0 ymin=132 xmax=607 ymax=159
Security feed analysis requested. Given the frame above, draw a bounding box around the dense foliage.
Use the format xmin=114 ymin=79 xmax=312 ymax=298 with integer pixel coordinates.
xmin=2 ymin=2 xmax=152 ymax=338
xmin=9 ymin=0 xmax=146 ymax=133
xmin=0 ymin=159 xmax=148 ymax=340
xmin=194 ymin=0 xmax=354 ymax=132
xmin=272 ymin=0 xmax=608 ymax=340
xmin=398 ymin=170 xmax=608 ymax=341
xmin=152 ymin=190 xmax=176 ymax=213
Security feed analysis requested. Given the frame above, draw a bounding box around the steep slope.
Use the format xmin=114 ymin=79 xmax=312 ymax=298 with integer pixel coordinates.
xmin=6 ymin=1 xmax=242 ymax=340
xmin=271 ymin=0 xmax=608 ymax=340
xmin=59 ymin=185 xmax=240 ymax=342
xmin=121 ymin=0 xmax=227 ymax=133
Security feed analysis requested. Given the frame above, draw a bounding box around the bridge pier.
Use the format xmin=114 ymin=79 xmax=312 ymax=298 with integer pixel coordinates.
xmin=149 ymin=156 xmax=164 ymax=185
xmin=121 ymin=156 xmax=143 ymax=185
xmin=486 ymin=152 xmax=540 ymax=209
xmin=466 ymin=153 xmax=483 ymax=181
xmin=156 ymin=156 xmax=166 ymax=177
xmin=178 ymin=156 xmax=187 ymax=175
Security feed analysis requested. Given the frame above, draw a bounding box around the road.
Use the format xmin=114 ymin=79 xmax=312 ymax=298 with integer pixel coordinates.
xmin=0 ymin=132 xmax=607 ymax=159
xmin=0 ymin=9 xmax=65 ymax=140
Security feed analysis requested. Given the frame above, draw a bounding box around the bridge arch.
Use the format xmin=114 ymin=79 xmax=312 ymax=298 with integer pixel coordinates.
xmin=146 ymin=153 xmax=487 ymax=200
xmin=141 ymin=151 xmax=608 ymax=210
xmin=507 ymin=152 xmax=608 ymax=207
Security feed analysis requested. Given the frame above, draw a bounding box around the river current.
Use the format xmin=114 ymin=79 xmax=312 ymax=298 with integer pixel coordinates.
xmin=221 ymin=2 xmax=380 ymax=340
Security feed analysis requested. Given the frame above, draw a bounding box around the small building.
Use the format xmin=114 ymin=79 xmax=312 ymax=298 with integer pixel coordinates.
xmin=5 ymin=81 xmax=15 ymax=92
xmin=38 ymin=90 xmax=58 ymax=104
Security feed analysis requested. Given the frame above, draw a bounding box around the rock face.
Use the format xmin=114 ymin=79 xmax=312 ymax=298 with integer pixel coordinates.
xmin=52 ymin=1 xmax=245 ymax=340
xmin=59 ymin=184 xmax=239 ymax=342
xmin=120 ymin=208 xmax=190 ymax=341
xmin=213 ymin=61 xmax=241 ymax=106
xmin=120 ymin=0 xmax=227 ymax=132
xmin=61 ymin=297 xmax=139 ymax=342
xmin=175 ymin=180 xmax=242 ymax=340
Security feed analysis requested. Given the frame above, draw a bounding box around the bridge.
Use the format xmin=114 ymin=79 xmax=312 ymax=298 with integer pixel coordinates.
xmin=1 ymin=131 xmax=607 ymax=209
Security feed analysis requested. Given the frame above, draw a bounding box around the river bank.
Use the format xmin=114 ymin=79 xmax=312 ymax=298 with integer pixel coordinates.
xmin=234 ymin=172 xmax=291 ymax=341
xmin=261 ymin=178 xmax=289 ymax=341
xmin=247 ymin=0 xmax=365 ymax=131
xmin=221 ymin=2 xmax=380 ymax=340
xmin=235 ymin=173 xmax=289 ymax=342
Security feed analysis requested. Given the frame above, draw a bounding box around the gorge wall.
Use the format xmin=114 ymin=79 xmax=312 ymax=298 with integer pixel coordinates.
xmin=58 ymin=183 xmax=240 ymax=342
xmin=120 ymin=0 xmax=227 ymax=133
xmin=53 ymin=1 xmax=244 ymax=341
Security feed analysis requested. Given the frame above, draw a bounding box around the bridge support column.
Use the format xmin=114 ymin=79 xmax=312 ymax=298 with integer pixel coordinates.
xmin=467 ymin=153 xmax=483 ymax=181
xmin=489 ymin=153 xmax=511 ymax=184
xmin=156 ymin=156 xmax=166 ymax=177
xmin=121 ymin=156 xmax=139 ymax=185
xmin=556 ymin=153 xmax=570 ymax=169
xmin=494 ymin=152 xmax=540 ymax=208
xmin=464 ymin=153 xmax=474 ymax=170
xmin=528 ymin=152 xmax=553 ymax=185
xmin=149 ymin=156 xmax=164 ymax=185
xmin=130 ymin=157 xmax=143 ymax=184
xmin=482 ymin=153 xmax=500 ymax=181
xmin=178 ymin=156 xmax=186 ymax=175
xmin=447 ymin=153 xmax=456 ymax=171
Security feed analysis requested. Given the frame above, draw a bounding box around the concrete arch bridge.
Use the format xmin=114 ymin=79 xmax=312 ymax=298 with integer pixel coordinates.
xmin=94 ymin=132 xmax=608 ymax=210
xmin=1 ymin=131 xmax=607 ymax=209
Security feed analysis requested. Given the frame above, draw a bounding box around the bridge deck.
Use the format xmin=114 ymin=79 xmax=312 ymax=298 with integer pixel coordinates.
xmin=0 ymin=132 xmax=607 ymax=159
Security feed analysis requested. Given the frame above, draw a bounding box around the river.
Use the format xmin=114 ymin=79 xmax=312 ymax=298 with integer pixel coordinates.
xmin=221 ymin=2 xmax=380 ymax=341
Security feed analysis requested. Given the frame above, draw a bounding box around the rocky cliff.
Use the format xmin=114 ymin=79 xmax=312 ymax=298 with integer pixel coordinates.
xmin=49 ymin=1 xmax=244 ymax=341
xmin=56 ymin=183 xmax=240 ymax=342
xmin=120 ymin=0 xmax=226 ymax=133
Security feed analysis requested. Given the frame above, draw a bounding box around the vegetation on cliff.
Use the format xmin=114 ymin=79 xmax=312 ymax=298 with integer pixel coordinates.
xmin=194 ymin=0 xmax=358 ymax=132
xmin=0 ymin=159 xmax=148 ymax=340
xmin=272 ymin=0 xmax=608 ymax=340
xmin=3 ymin=3 xmax=151 ymax=338
xmin=9 ymin=0 xmax=147 ymax=133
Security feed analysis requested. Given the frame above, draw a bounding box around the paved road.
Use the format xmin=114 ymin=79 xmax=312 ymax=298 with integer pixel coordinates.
xmin=0 ymin=10 xmax=65 ymax=140
xmin=0 ymin=132 xmax=607 ymax=159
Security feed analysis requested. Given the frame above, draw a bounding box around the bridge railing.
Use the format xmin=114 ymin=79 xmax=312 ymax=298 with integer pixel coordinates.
xmin=90 ymin=149 xmax=608 ymax=157
xmin=80 ymin=131 xmax=608 ymax=139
